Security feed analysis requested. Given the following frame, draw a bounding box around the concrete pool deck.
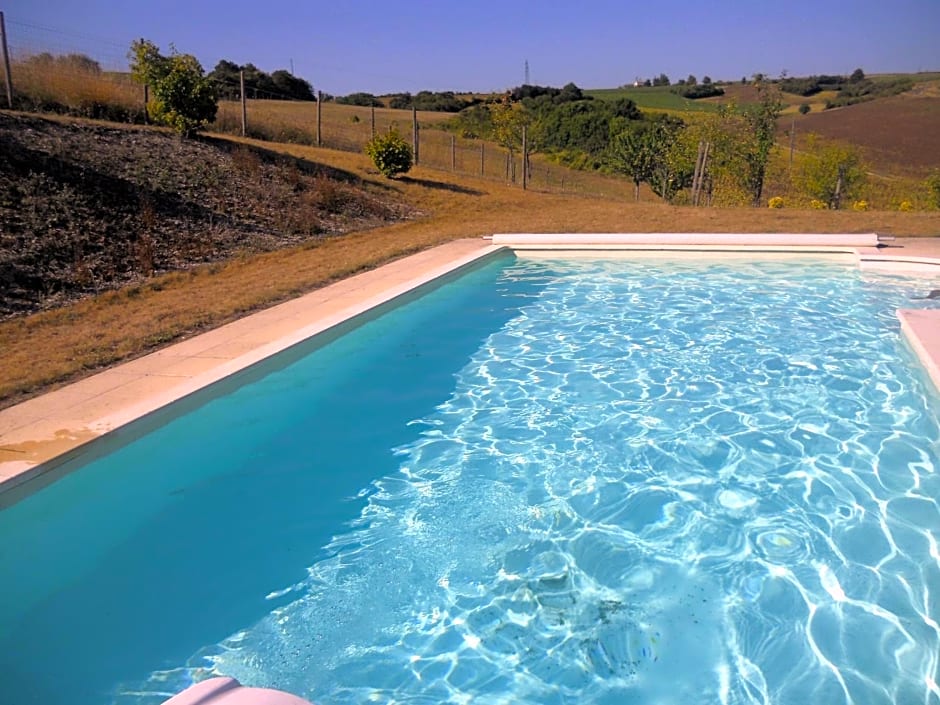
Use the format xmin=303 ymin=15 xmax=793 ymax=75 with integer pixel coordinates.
xmin=1 ymin=235 xmax=939 ymax=502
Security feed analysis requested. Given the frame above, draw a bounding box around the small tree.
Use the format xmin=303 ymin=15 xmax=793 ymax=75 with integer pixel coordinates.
xmin=365 ymin=128 xmax=413 ymax=177
xmin=489 ymin=96 xmax=530 ymax=182
xmin=607 ymin=123 xmax=657 ymax=201
xmin=798 ymin=103 xmax=811 ymax=115
xmin=798 ymin=134 xmax=866 ymax=209
xmin=129 ymin=39 xmax=217 ymax=137
xmin=644 ymin=116 xmax=692 ymax=201
xmin=738 ymin=82 xmax=784 ymax=206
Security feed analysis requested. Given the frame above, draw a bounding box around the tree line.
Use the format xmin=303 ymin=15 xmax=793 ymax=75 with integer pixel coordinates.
xmin=442 ymin=79 xmax=870 ymax=208
xmin=207 ymin=60 xmax=315 ymax=101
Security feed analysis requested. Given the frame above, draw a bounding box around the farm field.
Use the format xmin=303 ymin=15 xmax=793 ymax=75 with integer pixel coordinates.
xmin=792 ymin=88 xmax=940 ymax=177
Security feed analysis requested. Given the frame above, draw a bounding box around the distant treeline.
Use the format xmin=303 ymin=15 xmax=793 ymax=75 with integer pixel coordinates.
xmin=447 ymin=83 xmax=645 ymax=170
xmin=208 ymin=60 xmax=315 ymax=101
xmin=779 ymin=69 xmax=913 ymax=108
xmin=334 ymin=90 xmax=482 ymax=112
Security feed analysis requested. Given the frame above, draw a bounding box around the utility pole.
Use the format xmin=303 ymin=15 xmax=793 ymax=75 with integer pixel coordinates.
xmin=524 ymin=59 xmax=530 ymax=85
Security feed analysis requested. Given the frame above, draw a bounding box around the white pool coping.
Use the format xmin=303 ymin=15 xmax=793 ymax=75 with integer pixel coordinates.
xmin=1 ymin=234 xmax=939 ymax=504
xmin=490 ymin=232 xmax=884 ymax=248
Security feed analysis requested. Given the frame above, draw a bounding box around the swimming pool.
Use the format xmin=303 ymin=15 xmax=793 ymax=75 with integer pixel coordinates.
xmin=1 ymin=254 xmax=939 ymax=705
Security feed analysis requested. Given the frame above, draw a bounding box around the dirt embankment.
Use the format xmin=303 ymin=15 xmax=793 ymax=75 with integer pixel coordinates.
xmin=0 ymin=113 xmax=413 ymax=318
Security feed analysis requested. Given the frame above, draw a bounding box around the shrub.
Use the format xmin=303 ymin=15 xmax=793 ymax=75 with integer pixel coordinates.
xmin=798 ymin=103 xmax=811 ymax=115
xmin=365 ymin=128 xmax=413 ymax=178
xmin=810 ymin=199 xmax=827 ymax=209
xmin=768 ymin=196 xmax=784 ymax=208
xmin=129 ymin=39 xmax=217 ymax=137
xmin=852 ymin=199 xmax=869 ymax=211
xmin=926 ymin=171 xmax=940 ymax=209
xmin=898 ymin=200 xmax=913 ymax=212
xmin=672 ymin=83 xmax=725 ymax=99
xmin=797 ymin=135 xmax=866 ymax=209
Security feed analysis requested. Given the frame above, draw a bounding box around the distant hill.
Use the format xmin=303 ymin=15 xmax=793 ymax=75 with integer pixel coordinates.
xmin=789 ymin=83 xmax=940 ymax=177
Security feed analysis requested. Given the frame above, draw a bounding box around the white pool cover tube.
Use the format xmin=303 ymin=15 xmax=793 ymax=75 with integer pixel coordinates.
xmin=490 ymin=233 xmax=882 ymax=248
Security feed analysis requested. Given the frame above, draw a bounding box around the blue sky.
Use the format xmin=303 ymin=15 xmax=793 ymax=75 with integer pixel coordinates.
xmin=5 ymin=0 xmax=939 ymax=95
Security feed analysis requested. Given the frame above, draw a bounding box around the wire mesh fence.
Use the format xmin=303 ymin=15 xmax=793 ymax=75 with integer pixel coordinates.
xmin=1 ymin=14 xmax=634 ymax=199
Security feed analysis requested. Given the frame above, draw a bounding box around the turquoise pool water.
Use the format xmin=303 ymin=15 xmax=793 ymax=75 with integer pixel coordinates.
xmin=1 ymin=255 xmax=939 ymax=705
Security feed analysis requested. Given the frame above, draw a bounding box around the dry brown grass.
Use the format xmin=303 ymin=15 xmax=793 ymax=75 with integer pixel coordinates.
xmin=11 ymin=57 xmax=143 ymax=120
xmin=215 ymin=100 xmax=644 ymax=197
xmin=2 ymin=133 xmax=940 ymax=409
xmin=215 ymin=100 xmax=452 ymax=150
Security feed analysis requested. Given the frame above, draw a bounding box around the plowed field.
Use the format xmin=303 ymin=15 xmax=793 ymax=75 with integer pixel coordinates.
xmin=793 ymin=89 xmax=940 ymax=176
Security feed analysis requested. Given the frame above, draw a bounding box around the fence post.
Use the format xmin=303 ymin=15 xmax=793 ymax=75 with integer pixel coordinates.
xmin=412 ymin=106 xmax=419 ymax=165
xmin=0 ymin=12 xmax=13 ymax=109
xmin=370 ymin=105 xmax=375 ymax=137
xmin=480 ymin=143 xmax=484 ymax=176
xmin=239 ymin=70 xmax=247 ymax=137
xmin=788 ymin=116 xmax=796 ymax=187
xmin=316 ymin=91 xmax=322 ymax=146
xmin=451 ymin=134 xmax=456 ymax=171
xmin=522 ymin=125 xmax=527 ymax=190
xmin=142 ymin=84 xmax=149 ymax=124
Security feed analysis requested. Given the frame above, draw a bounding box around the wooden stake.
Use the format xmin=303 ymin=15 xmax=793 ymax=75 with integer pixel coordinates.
xmin=522 ymin=124 xmax=528 ymax=190
xmin=788 ymin=117 xmax=796 ymax=186
xmin=451 ymin=134 xmax=456 ymax=171
xmin=143 ymin=84 xmax=149 ymax=124
xmin=480 ymin=143 xmax=485 ymax=176
xmin=370 ymin=105 xmax=375 ymax=137
xmin=412 ymin=106 xmax=419 ymax=165
xmin=698 ymin=141 xmax=711 ymax=206
xmin=0 ymin=12 xmax=13 ymax=109
xmin=691 ymin=141 xmax=704 ymax=205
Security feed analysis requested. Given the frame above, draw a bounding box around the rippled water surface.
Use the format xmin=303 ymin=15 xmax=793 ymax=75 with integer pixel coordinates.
xmin=2 ymin=255 xmax=940 ymax=705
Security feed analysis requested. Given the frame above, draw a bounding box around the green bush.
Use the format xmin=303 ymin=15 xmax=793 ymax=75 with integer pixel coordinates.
xmin=365 ymin=128 xmax=413 ymax=178
xmin=926 ymin=170 xmax=940 ymax=209
xmin=129 ymin=39 xmax=217 ymax=137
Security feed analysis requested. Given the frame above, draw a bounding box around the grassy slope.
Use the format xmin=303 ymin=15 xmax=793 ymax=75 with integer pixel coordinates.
xmin=2 ymin=127 xmax=939 ymax=409
xmin=585 ymin=86 xmax=717 ymax=113
xmin=790 ymin=85 xmax=940 ymax=177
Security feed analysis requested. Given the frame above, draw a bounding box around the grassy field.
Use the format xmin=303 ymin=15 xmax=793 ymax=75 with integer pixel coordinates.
xmin=2 ymin=126 xmax=939 ymax=409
